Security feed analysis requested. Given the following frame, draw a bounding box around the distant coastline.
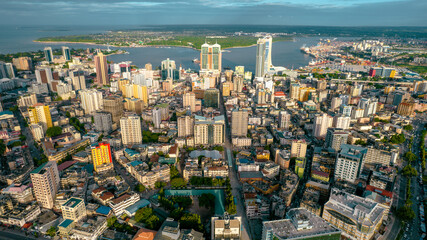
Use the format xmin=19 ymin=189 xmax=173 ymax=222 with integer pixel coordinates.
xmin=33 ymin=38 xmax=291 ymax=51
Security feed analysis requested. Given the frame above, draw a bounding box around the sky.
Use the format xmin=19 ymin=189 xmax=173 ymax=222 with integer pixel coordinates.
xmin=0 ymin=0 xmax=426 ymax=26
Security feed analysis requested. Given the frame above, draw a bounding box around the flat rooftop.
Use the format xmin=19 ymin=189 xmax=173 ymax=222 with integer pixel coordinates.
xmin=263 ymin=208 xmax=341 ymax=239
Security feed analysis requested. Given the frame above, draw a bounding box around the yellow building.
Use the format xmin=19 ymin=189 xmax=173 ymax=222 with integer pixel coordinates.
xmin=298 ymin=87 xmax=316 ymax=102
xmin=28 ymin=104 xmax=53 ymax=131
xmin=222 ymin=82 xmax=231 ymax=97
xmin=91 ymin=142 xmax=113 ymax=172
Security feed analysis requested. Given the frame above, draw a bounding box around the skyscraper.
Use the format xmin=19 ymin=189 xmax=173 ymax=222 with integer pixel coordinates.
xmin=91 ymin=142 xmax=113 ymax=172
xmin=204 ymin=88 xmax=219 ymax=108
xmin=279 ymin=111 xmax=291 ymax=130
xmin=333 ymin=115 xmax=351 ymax=130
xmin=152 ymin=107 xmax=162 ymax=129
xmin=30 ymin=161 xmax=60 ymax=209
xmin=69 ymin=70 xmax=86 ymax=91
xmin=12 ymin=56 xmax=33 ymax=71
xmin=28 ymin=104 xmax=53 ymax=131
xmin=290 ymin=140 xmax=307 ymax=158
xmin=62 ymin=46 xmax=71 ymax=61
xmin=313 ymin=113 xmax=333 ymax=138
xmin=194 ymin=115 xmax=225 ymax=145
xmin=231 ymin=109 xmax=249 ymax=137
xmin=178 ymin=115 xmax=194 ymax=138
xmin=79 ymin=89 xmax=103 ymax=114
xmin=103 ymin=95 xmax=124 ymax=123
xmin=183 ymin=92 xmax=196 ymax=113
xmin=120 ymin=115 xmax=142 ymax=145
xmin=255 ymin=36 xmax=273 ymax=78
xmin=35 ymin=68 xmax=53 ymax=86
xmin=0 ymin=62 xmax=15 ymax=79
xmin=334 ymin=144 xmax=366 ymax=183
xmin=94 ymin=52 xmax=109 ymax=86
xmin=94 ymin=112 xmax=113 ymax=133
xmin=161 ymin=58 xmax=179 ymax=80
xmin=325 ymin=128 xmax=349 ymax=151
xmin=233 ymin=76 xmax=244 ymax=93
xmin=200 ymin=43 xmax=222 ymax=72
xmin=44 ymin=47 xmax=53 ymax=63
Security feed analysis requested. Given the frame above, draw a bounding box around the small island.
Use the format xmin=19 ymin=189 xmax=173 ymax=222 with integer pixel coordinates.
xmin=34 ymin=30 xmax=294 ymax=49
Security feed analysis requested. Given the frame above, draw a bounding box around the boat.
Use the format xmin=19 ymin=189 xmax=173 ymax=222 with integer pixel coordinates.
xmin=192 ymin=58 xmax=200 ymax=64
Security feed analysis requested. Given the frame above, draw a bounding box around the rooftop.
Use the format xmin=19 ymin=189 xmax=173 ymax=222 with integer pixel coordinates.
xmin=263 ymin=208 xmax=341 ymax=239
xmin=63 ymin=197 xmax=83 ymax=208
xmin=59 ymin=219 xmax=74 ymax=228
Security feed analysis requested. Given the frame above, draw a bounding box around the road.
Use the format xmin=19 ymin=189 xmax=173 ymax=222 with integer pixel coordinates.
xmin=0 ymin=229 xmax=47 ymax=240
xmin=218 ymin=84 xmax=252 ymax=240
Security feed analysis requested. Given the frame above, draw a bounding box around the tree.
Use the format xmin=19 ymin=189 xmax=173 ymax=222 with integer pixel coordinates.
xmin=46 ymin=126 xmax=62 ymax=137
xmin=213 ymin=146 xmax=224 ymax=151
xmin=390 ymin=134 xmax=406 ymax=144
xmin=404 ymin=151 xmax=417 ymax=162
xmin=19 ymin=134 xmax=27 ymax=142
xmin=179 ymin=213 xmax=203 ymax=232
xmin=65 ymin=111 xmax=71 ymax=118
xmin=46 ymin=226 xmax=57 ymax=237
xmin=354 ymin=139 xmax=367 ymax=146
xmin=199 ymin=193 xmax=215 ymax=209
xmin=403 ymin=125 xmax=413 ymax=131
xmin=135 ymin=207 xmax=153 ymax=223
xmin=107 ymin=216 xmax=117 ymax=227
xmin=170 ymin=165 xmax=180 ymax=180
xmin=134 ymin=184 xmax=146 ymax=192
xmin=155 ymin=181 xmax=166 ymax=189
xmin=171 ymin=178 xmax=186 ymax=188
xmin=397 ymin=205 xmax=415 ymax=221
xmin=402 ymin=165 xmax=418 ymax=177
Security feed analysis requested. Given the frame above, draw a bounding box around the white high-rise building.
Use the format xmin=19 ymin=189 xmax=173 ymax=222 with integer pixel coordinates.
xmin=340 ymin=105 xmax=352 ymax=117
xmin=231 ymin=109 xmax=249 ymax=137
xmin=178 ymin=116 xmax=194 ymax=138
xmin=120 ymin=115 xmax=142 ymax=146
xmin=79 ymin=89 xmax=103 ymax=114
xmin=183 ymin=92 xmax=196 ymax=113
xmin=279 ymin=111 xmax=291 ymax=130
xmin=334 ymin=144 xmax=366 ymax=183
xmin=30 ymin=161 xmax=60 ymax=209
xmin=69 ymin=70 xmax=86 ymax=91
xmin=333 ymin=115 xmax=351 ymax=130
xmin=255 ymin=36 xmax=273 ymax=78
xmin=62 ymin=46 xmax=71 ymax=61
xmin=358 ymin=98 xmax=378 ymax=117
xmin=331 ymin=97 xmax=342 ymax=111
xmin=313 ymin=113 xmax=332 ymax=138
xmin=152 ymin=108 xmax=162 ymax=129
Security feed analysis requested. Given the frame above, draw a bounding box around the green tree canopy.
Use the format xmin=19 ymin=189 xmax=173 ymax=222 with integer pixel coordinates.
xmin=171 ymin=178 xmax=186 ymax=188
xmin=46 ymin=126 xmax=62 ymax=137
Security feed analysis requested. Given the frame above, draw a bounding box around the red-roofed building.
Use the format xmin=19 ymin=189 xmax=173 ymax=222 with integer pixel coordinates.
xmin=57 ymin=161 xmax=77 ymax=171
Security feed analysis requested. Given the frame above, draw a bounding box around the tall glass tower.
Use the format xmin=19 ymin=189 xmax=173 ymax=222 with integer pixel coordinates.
xmin=255 ymin=36 xmax=273 ymax=77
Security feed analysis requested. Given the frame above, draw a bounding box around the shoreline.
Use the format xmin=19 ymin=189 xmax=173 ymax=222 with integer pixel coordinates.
xmin=33 ymin=38 xmax=292 ymax=51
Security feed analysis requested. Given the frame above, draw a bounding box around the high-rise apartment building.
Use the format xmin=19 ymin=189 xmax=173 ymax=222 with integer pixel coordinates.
xmin=91 ymin=142 xmax=113 ymax=172
xmin=80 ymin=89 xmax=103 ymax=114
xmin=161 ymin=58 xmax=179 ymax=80
xmin=12 ymin=56 xmax=33 ymax=71
xmin=279 ymin=111 xmax=291 ymax=130
xmin=69 ymin=70 xmax=86 ymax=91
xmin=178 ymin=116 xmax=194 ymax=138
xmin=183 ymin=92 xmax=196 ymax=112
xmin=222 ymin=81 xmax=231 ymax=97
xmin=30 ymin=161 xmax=60 ymax=209
xmin=339 ymin=105 xmax=352 ymax=117
xmin=235 ymin=66 xmax=244 ymax=76
xmin=290 ymin=83 xmax=300 ymax=100
xmin=331 ymin=97 xmax=342 ymax=111
xmin=44 ymin=47 xmax=53 ymax=63
xmin=120 ymin=115 xmax=142 ymax=146
xmin=204 ymin=88 xmax=219 ymax=108
xmin=200 ymin=43 xmax=222 ymax=72
xmin=103 ymin=95 xmax=124 ymax=123
xmin=28 ymin=104 xmax=53 ymax=131
xmin=231 ymin=109 xmax=249 ymax=137
xmin=334 ymin=144 xmax=366 ymax=183
xmin=0 ymin=62 xmax=15 ymax=79
xmin=290 ymin=140 xmax=307 ymax=158
xmin=233 ymin=76 xmax=244 ymax=93
xmin=152 ymin=107 xmax=162 ymax=129
xmin=94 ymin=112 xmax=113 ymax=133
xmin=365 ymin=147 xmax=396 ymax=166
xmin=325 ymin=128 xmax=349 ymax=152
xmin=333 ymin=115 xmax=350 ymax=130
xmin=358 ymin=98 xmax=377 ymax=117
xmin=62 ymin=46 xmax=71 ymax=61
xmin=94 ymin=52 xmax=109 ymax=86
xmin=397 ymin=102 xmax=415 ymax=116
xmin=255 ymin=36 xmax=273 ymax=77
xmin=35 ymin=68 xmax=53 ymax=86
xmin=194 ymin=115 xmax=225 ymax=145
xmin=313 ymin=114 xmax=332 ymax=138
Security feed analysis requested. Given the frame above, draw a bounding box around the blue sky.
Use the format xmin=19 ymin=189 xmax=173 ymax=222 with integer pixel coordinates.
xmin=0 ymin=0 xmax=426 ymax=26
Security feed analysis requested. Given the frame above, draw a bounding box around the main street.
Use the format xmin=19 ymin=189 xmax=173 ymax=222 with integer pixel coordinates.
xmin=218 ymin=84 xmax=252 ymax=240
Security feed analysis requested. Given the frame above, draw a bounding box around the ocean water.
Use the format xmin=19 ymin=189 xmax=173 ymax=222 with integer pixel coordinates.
xmin=0 ymin=25 xmax=323 ymax=71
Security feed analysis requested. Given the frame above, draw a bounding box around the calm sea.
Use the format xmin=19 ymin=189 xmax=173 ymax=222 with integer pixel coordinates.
xmin=0 ymin=25 xmax=325 ymax=71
